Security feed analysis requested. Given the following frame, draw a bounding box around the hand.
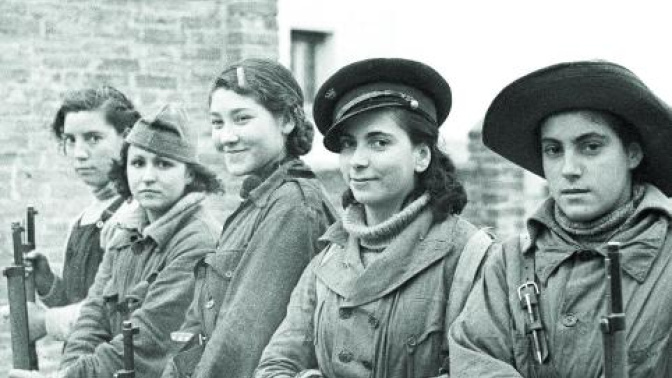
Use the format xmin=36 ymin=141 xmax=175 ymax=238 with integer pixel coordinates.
xmin=24 ymin=251 xmax=55 ymax=296
xmin=26 ymin=301 xmax=47 ymax=341
xmin=8 ymin=369 xmax=47 ymax=378
xmin=0 ymin=304 xmax=9 ymax=322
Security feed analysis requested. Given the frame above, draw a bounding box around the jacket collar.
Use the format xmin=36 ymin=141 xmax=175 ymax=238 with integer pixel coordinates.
xmin=315 ymin=209 xmax=458 ymax=307
xmin=109 ymin=192 xmax=206 ymax=252
xmin=525 ymin=184 xmax=672 ymax=284
xmin=242 ymin=158 xmax=315 ymax=208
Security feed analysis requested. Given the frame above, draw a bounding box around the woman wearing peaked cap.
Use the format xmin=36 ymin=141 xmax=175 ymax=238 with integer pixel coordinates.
xmin=255 ymin=58 xmax=495 ymax=378
xmin=10 ymin=105 xmax=223 ymax=378
xmin=449 ymin=61 xmax=672 ymax=377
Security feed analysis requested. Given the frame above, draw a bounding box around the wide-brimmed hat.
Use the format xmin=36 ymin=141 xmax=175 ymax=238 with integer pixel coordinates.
xmin=126 ymin=104 xmax=199 ymax=164
xmin=313 ymin=58 xmax=451 ymax=152
xmin=482 ymin=60 xmax=672 ymax=195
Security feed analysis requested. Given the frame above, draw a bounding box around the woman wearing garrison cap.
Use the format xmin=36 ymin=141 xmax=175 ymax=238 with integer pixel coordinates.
xmin=449 ymin=61 xmax=672 ymax=377
xmin=255 ymin=58 xmax=494 ymax=378
xmin=11 ymin=105 xmax=223 ymax=378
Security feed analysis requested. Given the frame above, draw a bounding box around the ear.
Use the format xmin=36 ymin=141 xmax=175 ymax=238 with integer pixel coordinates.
xmin=185 ymin=167 xmax=195 ymax=186
xmin=413 ymin=144 xmax=431 ymax=173
xmin=279 ymin=114 xmax=296 ymax=136
xmin=626 ymin=142 xmax=643 ymax=170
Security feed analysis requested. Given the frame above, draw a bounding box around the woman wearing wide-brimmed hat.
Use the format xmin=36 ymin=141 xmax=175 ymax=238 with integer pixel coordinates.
xmin=449 ymin=61 xmax=672 ymax=377
xmin=254 ymin=58 xmax=494 ymax=378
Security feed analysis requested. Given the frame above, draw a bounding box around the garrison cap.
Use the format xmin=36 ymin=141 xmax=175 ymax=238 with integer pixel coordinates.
xmin=313 ymin=58 xmax=452 ymax=152
xmin=126 ymin=104 xmax=199 ymax=164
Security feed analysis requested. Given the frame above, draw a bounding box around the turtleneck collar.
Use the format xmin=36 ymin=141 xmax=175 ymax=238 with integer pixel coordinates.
xmin=552 ymin=183 xmax=646 ymax=248
xmin=342 ymin=192 xmax=430 ymax=250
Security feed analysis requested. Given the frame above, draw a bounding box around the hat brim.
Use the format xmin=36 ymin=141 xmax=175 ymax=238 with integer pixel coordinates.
xmin=483 ymin=61 xmax=672 ymax=196
xmin=314 ymin=58 xmax=451 ymax=150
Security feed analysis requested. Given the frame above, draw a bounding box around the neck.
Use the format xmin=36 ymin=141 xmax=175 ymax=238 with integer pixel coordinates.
xmin=364 ymin=202 xmax=403 ymax=227
xmin=91 ymin=182 xmax=117 ymax=201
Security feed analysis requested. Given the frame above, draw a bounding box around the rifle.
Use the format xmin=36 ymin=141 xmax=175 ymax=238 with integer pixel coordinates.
xmin=599 ymin=242 xmax=628 ymax=378
xmin=3 ymin=219 xmax=39 ymax=370
xmin=114 ymin=320 xmax=139 ymax=378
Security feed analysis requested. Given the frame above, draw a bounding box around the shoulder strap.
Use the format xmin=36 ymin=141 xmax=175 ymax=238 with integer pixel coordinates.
xmin=446 ymin=228 xmax=493 ymax=327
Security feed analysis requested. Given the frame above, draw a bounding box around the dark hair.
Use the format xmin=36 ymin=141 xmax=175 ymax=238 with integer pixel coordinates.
xmin=543 ymin=109 xmax=647 ymax=182
xmin=51 ymin=85 xmax=141 ymax=151
xmin=109 ymin=143 xmax=224 ymax=200
xmin=341 ymin=108 xmax=467 ymax=222
xmin=209 ymin=58 xmax=314 ymax=157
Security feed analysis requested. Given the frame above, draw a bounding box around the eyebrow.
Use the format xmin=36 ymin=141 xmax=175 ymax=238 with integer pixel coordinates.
xmin=541 ymin=132 xmax=608 ymax=144
xmin=210 ymin=107 xmax=253 ymax=116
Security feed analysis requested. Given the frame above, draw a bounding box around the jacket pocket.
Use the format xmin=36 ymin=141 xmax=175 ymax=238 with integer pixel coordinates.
xmin=395 ymin=296 xmax=444 ymax=377
xmin=628 ymin=332 xmax=671 ymax=377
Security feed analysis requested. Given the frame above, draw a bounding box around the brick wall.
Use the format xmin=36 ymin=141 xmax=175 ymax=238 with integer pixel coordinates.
xmin=462 ymin=122 xmax=548 ymax=240
xmin=0 ymin=0 xmax=278 ymax=374
xmin=0 ymin=0 xmax=279 ymax=271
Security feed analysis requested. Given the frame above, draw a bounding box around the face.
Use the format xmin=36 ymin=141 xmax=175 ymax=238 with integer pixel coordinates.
xmin=210 ymin=88 xmax=294 ymax=177
xmin=540 ymin=112 xmax=643 ymax=222
xmin=126 ymin=145 xmax=192 ymax=221
xmin=338 ymin=110 xmax=430 ymax=216
xmin=62 ymin=111 xmax=125 ymax=189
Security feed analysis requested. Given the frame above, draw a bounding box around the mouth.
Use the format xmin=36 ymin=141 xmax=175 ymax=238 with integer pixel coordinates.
xmin=139 ymin=189 xmax=161 ymax=195
xmin=351 ymin=178 xmax=376 ymax=183
xmin=224 ymin=149 xmax=247 ymax=155
xmin=75 ymin=167 xmax=96 ymax=173
xmin=561 ymin=188 xmax=590 ymax=195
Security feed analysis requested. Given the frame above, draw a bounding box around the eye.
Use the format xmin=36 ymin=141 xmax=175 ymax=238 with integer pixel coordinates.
xmin=581 ymin=141 xmax=603 ymax=155
xmin=235 ymin=113 xmax=254 ymax=124
xmin=337 ymin=137 xmax=355 ymax=152
xmin=156 ymin=159 xmax=174 ymax=169
xmin=129 ymin=158 xmax=144 ymax=168
xmin=85 ymin=134 xmax=103 ymax=144
xmin=62 ymin=135 xmax=75 ymax=145
xmin=542 ymin=144 xmax=562 ymax=157
xmin=211 ymin=119 xmax=224 ymax=129
xmin=369 ymin=138 xmax=390 ymax=150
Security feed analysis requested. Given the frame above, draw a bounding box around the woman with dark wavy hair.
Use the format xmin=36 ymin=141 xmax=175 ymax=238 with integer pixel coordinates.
xmin=255 ymin=58 xmax=494 ymax=378
xmin=161 ymin=58 xmax=336 ymax=378
xmin=1 ymin=86 xmax=141 ymax=345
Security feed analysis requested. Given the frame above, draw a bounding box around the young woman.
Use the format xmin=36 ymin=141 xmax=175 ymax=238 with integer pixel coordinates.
xmin=449 ymin=61 xmax=672 ymax=377
xmin=10 ymin=105 xmax=223 ymax=378
xmin=17 ymin=86 xmax=141 ymax=342
xmin=254 ymin=58 xmax=494 ymax=378
xmin=161 ymin=58 xmax=337 ymax=378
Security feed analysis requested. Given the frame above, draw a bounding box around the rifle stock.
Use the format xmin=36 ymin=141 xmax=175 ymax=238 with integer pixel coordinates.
xmin=600 ymin=242 xmax=628 ymax=378
xmin=114 ymin=320 xmax=139 ymax=378
xmin=3 ymin=222 xmax=38 ymax=370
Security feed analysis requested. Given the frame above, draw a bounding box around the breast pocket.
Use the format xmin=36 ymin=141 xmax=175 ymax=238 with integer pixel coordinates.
xmin=393 ymin=295 xmax=445 ymax=377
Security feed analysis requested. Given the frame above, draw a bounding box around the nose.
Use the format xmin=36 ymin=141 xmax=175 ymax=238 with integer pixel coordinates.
xmin=561 ymin=151 xmax=582 ymax=179
xmin=212 ymin=127 xmax=239 ymax=149
xmin=71 ymin=139 xmax=89 ymax=159
xmin=349 ymin=146 xmax=369 ymax=169
xmin=140 ymin=165 xmax=157 ymax=183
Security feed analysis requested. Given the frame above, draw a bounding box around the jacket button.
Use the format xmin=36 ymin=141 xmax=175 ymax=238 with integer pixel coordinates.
xmin=224 ymin=271 xmax=233 ymax=278
xmin=362 ymin=360 xmax=373 ymax=370
xmin=368 ymin=315 xmax=379 ymax=328
xmin=338 ymin=350 xmax=354 ymax=363
xmin=562 ymin=313 xmax=578 ymax=327
xmin=205 ymin=298 xmax=215 ymax=309
xmin=339 ymin=308 xmax=352 ymax=319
